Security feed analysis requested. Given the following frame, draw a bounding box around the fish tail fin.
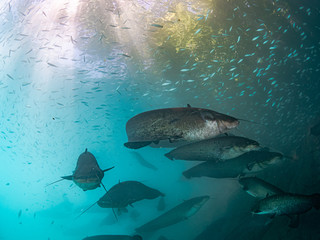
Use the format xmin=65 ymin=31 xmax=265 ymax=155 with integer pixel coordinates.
xmin=103 ymin=166 xmax=115 ymax=172
xmin=311 ymin=193 xmax=320 ymax=209
xmin=164 ymin=152 xmax=173 ymax=160
xmin=124 ymin=141 xmax=151 ymax=149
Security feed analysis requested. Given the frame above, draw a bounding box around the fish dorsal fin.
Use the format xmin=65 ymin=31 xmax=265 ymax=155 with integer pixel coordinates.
xmin=103 ymin=166 xmax=115 ymax=172
xmin=187 ymin=104 xmax=191 ymax=108
xmin=85 ymin=148 xmax=88 ymax=153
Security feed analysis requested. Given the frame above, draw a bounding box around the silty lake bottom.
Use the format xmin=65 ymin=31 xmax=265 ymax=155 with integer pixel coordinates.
xmin=0 ymin=0 xmax=320 ymax=239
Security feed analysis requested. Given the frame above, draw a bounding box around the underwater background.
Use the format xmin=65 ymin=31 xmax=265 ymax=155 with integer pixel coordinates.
xmin=0 ymin=0 xmax=320 ymax=239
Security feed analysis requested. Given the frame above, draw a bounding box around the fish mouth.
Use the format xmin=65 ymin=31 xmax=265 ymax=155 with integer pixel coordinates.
xmin=227 ymin=119 xmax=239 ymax=129
xmin=74 ymin=177 xmax=100 ymax=190
xmin=249 ymin=142 xmax=260 ymax=148
xmin=74 ymin=177 xmax=99 ymax=183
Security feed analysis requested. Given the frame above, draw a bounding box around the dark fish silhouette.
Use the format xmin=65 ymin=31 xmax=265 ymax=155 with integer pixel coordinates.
xmin=82 ymin=235 xmax=142 ymax=240
xmin=135 ymin=195 xmax=209 ymax=233
xmin=78 ymin=181 xmax=164 ymax=218
xmin=165 ymin=136 xmax=260 ymax=161
xmin=129 ymin=152 xmax=158 ymax=171
xmin=183 ymin=151 xmax=283 ymax=179
xmin=124 ymin=106 xmax=239 ymax=149
xmin=98 ymin=181 xmax=164 ymax=209
xmin=46 ymin=149 xmax=114 ymax=191
xmin=239 ymin=177 xmax=284 ymax=198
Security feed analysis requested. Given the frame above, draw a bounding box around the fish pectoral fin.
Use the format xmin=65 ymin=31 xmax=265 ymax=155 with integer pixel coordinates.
xmin=124 ymin=141 xmax=151 ymax=149
xmin=165 ymin=152 xmax=174 ymax=160
xmin=61 ymin=175 xmax=73 ymax=180
xmin=103 ymin=166 xmax=115 ymax=172
xmin=187 ymin=104 xmax=191 ymax=108
xmin=117 ymin=208 xmax=122 ymax=216
xmin=269 ymin=213 xmax=276 ymax=219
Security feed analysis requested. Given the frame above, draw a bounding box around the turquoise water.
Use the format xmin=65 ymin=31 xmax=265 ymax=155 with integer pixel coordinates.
xmin=0 ymin=0 xmax=319 ymax=239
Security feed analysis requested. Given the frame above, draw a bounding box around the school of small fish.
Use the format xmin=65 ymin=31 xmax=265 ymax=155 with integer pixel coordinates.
xmin=1 ymin=0 xmax=320 ymax=240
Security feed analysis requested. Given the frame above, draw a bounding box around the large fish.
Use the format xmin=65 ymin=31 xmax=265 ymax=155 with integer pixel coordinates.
xmin=165 ymin=136 xmax=260 ymax=161
xmin=183 ymin=151 xmax=283 ymax=179
xmin=124 ymin=106 xmax=239 ymax=149
xmin=98 ymin=181 xmax=164 ymax=209
xmin=238 ymin=177 xmax=284 ymax=198
xmin=135 ymin=195 xmax=209 ymax=233
xmin=82 ymin=235 xmax=142 ymax=240
xmin=252 ymin=193 xmax=320 ymax=215
xmin=47 ymin=149 xmax=114 ymax=191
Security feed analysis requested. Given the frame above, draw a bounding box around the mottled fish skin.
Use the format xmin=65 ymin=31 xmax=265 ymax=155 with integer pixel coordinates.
xmin=183 ymin=151 xmax=284 ymax=179
xmin=251 ymin=193 xmax=320 ymax=216
xmin=125 ymin=107 xmax=239 ymax=148
xmin=82 ymin=235 xmax=142 ymax=240
xmin=238 ymin=177 xmax=284 ymax=198
xmin=135 ymin=196 xmax=209 ymax=233
xmin=182 ymin=158 xmax=249 ymax=179
xmin=244 ymin=151 xmax=283 ymax=173
xmin=98 ymin=181 xmax=164 ymax=208
xmin=165 ymin=136 xmax=260 ymax=161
